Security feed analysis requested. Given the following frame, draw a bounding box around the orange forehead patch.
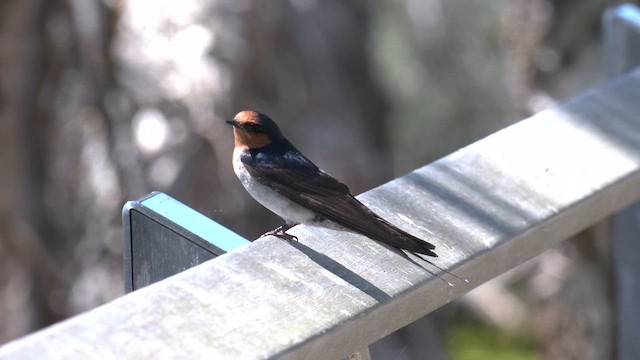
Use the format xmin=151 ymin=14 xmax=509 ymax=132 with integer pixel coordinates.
xmin=234 ymin=110 xmax=260 ymax=124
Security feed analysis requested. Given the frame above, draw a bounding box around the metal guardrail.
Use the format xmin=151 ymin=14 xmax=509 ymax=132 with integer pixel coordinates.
xmin=1 ymin=4 xmax=640 ymax=360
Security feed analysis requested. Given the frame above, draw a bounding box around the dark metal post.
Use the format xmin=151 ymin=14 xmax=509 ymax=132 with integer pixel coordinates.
xmin=122 ymin=192 xmax=250 ymax=292
xmin=604 ymin=4 xmax=640 ymax=360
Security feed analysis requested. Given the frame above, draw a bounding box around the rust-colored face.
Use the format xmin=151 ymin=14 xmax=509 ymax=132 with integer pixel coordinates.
xmin=227 ymin=111 xmax=272 ymax=149
xmin=231 ymin=126 xmax=270 ymax=149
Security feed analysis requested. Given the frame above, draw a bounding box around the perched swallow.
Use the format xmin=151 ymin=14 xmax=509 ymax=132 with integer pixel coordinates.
xmin=226 ymin=110 xmax=438 ymax=258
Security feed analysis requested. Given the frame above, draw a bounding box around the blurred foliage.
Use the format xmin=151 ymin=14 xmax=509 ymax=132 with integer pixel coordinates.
xmin=372 ymin=1 xmax=515 ymax=174
xmin=448 ymin=320 xmax=537 ymax=360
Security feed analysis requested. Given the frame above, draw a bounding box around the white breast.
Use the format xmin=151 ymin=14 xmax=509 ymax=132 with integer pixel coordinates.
xmin=233 ymin=147 xmax=317 ymax=225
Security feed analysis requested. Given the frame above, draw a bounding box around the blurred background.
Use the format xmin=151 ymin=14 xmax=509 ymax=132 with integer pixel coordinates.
xmin=0 ymin=0 xmax=631 ymax=358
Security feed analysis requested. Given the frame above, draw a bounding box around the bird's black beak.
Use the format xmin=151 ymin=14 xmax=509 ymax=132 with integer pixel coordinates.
xmin=226 ymin=120 xmax=238 ymax=127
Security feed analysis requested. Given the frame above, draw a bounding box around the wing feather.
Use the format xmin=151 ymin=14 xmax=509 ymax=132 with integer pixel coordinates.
xmin=241 ymin=140 xmax=436 ymax=256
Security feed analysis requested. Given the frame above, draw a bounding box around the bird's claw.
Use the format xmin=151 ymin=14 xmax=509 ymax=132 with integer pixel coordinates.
xmin=260 ymin=227 xmax=298 ymax=241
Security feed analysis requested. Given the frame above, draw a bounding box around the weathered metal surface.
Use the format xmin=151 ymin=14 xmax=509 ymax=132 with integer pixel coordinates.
xmin=2 ymin=69 xmax=640 ymax=359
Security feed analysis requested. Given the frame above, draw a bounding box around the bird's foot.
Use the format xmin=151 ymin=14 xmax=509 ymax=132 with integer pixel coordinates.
xmin=260 ymin=224 xmax=298 ymax=241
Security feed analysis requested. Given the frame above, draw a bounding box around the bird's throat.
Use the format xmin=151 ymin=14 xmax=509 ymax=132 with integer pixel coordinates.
xmin=234 ymin=128 xmax=271 ymax=149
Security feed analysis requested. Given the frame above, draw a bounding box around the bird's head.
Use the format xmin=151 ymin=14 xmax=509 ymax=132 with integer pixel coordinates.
xmin=226 ymin=111 xmax=283 ymax=149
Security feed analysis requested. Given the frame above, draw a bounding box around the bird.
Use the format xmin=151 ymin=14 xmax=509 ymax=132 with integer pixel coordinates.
xmin=226 ymin=110 xmax=440 ymax=259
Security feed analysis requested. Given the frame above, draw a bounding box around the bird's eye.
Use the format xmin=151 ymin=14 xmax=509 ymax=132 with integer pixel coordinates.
xmin=244 ymin=123 xmax=263 ymax=133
